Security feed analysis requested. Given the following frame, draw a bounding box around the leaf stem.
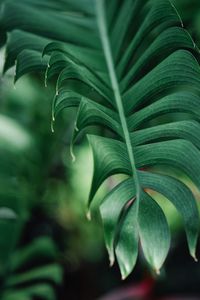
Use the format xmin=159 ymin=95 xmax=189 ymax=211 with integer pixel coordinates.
xmin=96 ymin=0 xmax=141 ymax=200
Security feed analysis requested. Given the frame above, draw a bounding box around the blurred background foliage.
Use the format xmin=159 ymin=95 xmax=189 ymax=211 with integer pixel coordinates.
xmin=0 ymin=0 xmax=200 ymax=299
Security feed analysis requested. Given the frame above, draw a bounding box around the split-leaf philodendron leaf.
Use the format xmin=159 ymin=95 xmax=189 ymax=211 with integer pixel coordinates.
xmin=1 ymin=0 xmax=200 ymax=278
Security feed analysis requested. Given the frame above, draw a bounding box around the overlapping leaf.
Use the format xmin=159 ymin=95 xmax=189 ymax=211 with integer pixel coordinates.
xmin=1 ymin=0 xmax=200 ymax=278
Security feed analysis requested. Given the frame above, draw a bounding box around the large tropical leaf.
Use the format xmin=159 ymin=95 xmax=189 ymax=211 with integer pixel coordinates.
xmin=1 ymin=0 xmax=200 ymax=278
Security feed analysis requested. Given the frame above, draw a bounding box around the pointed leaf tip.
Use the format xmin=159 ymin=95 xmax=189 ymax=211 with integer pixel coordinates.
xmin=192 ymin=254 xmax=198 ymax=262
xmin=121 ymin=274 xmax=126 ymax=281
xmin=86 ymin=210 xmax=91 ymax=221
xmin=155 ymin=268 xmax=161 ymax=275
xmin=109 ymin=253 xmax=114 ymax=267
xmin=70 ymin=144 xmax=76 ymax=163
xmin=51 ymin=121 xmax=55 ymax=133
xmin=138 ymin=192 xmax=170 ymax=272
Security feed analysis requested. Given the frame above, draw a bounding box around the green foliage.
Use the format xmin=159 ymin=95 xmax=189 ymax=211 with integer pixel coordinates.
xmin=1 ymin=237 xmax=62 ymax=300
xmin=0 ymin=112 xmax=30 ymax=273
xmin=1 ymin=0 xmax=200 ymax=279
xmin=0 ymin=75 xmax=63 ymax=299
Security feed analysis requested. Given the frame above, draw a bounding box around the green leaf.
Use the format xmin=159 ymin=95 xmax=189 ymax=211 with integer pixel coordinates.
xmin=100 ymin=178 xmax=136 ymax=266
xmin=138 ymin=191 xmax=170 ymax=273
xmin=15 ymin=49 xmax=48 ymax=83
xmin=131 ymin=120 xmax=200 ymax=148
xmin=139 ymin=171 xmax=200 ymax=259
xmin=2 ymin=284 xmax=55 ymax=300
xmin=1 ymin=0 xmax=200 ymax=278
xmin=1 ymin=236 xmax=62 ymax=300
xmin=6 ymin=264 xmax=62 ymax=287
xmin=115 ymin=200 xmax=138 ymax=279
xmin=88 ymin=135 xmax=130 ymax=203
xmin=10 ymin=237 xmax=58 ymax=272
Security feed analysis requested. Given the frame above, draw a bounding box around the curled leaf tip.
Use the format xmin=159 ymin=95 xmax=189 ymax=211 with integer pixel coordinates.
xmin=70 ymin=148 xmax=76 ymax=163
xmin=51 ymin=103 xmax=55 ymax=122
xmin=70 ymin=145 xmax=76 ymax=162
xmin=170 ymin=1 xmax=184 ymax=27
xmin=45 ymin=77 xmax=48 ymax=87
xmin=121 ymin=273 xmax=127 ymax=281
xmin=86 ymin=210 xmax=91 ymax=221
xmin=109 ymin=260 xmax=114 ymax=267
xmin=109 ymin=255 xmax=114 ymax=267
xmin=51 ymin=121 xmax=55 ymax=133
xmin=193 ymin=254 xmax=198 ymax=262
xmin=190 ymin=249 xmax=198 ymax=262
xmin=155 ymin=268 xmax=160 ymax=275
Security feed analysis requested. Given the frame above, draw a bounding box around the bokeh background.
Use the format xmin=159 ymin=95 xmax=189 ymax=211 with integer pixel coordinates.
xmin=0 ymin=0 xmax=200 ymax=299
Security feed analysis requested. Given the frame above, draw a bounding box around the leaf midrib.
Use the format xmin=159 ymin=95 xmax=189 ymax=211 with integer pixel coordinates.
xmin=96 ymin=0 xmax=141 ymax=199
